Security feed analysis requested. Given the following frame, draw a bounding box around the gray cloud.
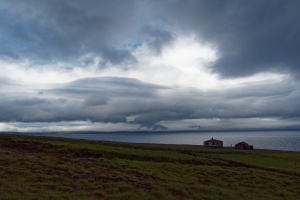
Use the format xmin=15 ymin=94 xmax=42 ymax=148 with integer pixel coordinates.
xmin=1 ymin=0 xmax=299 ymax=78
xmin=82 ymin=97 xmax=110 ymax=107
xmin=0 ymin=0 xmax=140 ymax=64
xmin=141 ymin=27 xmax=174 ymax=54
xmin=1 ymin=1 xmax=300 ymax=131
xmin=158 ymin=0 xmax=300 ymax=78
xmin=1 ymin=77 xmax=299 ymax=130
xmin=51 ymin=77 xmax=164 ymax=98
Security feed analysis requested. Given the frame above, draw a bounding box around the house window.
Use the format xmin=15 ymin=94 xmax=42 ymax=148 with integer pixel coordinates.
xmin=212 ymin=142 xmax=215 ymax=145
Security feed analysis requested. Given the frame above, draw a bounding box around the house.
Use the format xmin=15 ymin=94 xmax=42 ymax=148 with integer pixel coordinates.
xmin=235 ymin=142 xmax=253 ymax=150
xmin=204 ymin=138 xmax=223 ymax=148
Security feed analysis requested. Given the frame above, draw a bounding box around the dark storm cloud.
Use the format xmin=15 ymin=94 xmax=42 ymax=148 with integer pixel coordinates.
xmin=0 ymin=77 xmax=300 ymax=129
xmin=1 ymin=0 xmax=299 ymax=78
xmin=0 ymin=0 xmax=140 ymax=64
xmin=1 ymin=0 xmax=300 ymax=131
xmin=0 ymin=77 xmax=167 ymax=124
xmin=160 ymin=0 xmax=300 ymax=78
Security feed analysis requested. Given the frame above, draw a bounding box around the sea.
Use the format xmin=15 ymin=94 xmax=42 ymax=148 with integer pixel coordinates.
xmin=10 ymin=130 xmax=300 ymax=152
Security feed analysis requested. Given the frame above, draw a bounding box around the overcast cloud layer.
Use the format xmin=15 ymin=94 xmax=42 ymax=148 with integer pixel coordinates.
xmin=0 ymin=0 xmax=300 ymax=132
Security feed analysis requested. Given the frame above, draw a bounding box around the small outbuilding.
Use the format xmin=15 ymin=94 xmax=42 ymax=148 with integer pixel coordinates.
xmin=235 ymin=142 xmax=253 ymax=150
xmin=204 ymin=138 xmax=223 ymax=148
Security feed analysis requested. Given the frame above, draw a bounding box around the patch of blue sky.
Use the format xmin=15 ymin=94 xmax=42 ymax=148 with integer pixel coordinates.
xmin=131 ymin=41 xmax=143 ymax=48
xmin=122 ymin=39 xmax=150 ymax=49
xmin=15 ymin=124 xmax=45 ymax=128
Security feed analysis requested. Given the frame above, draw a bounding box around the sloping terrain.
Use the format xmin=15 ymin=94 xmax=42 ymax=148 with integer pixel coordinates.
xmin=0 ymin=134 xmax=299 ymax=200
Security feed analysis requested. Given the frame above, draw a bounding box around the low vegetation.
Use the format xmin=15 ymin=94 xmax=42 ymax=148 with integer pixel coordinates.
xmin=0 ymin=134 xmax=299 ymax=200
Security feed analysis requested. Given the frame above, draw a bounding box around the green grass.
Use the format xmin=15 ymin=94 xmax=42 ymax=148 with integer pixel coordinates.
xmin=0 ymin=134 xmax=299 ymax=199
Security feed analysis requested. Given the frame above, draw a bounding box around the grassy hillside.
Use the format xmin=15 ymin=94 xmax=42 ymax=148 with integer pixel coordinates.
xmin=0 ymin=134 xmax=299 ymax=200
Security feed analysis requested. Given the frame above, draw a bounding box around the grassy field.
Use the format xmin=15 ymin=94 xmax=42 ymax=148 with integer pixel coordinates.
xmin=0 ymin=134 xmax=299 ymax=200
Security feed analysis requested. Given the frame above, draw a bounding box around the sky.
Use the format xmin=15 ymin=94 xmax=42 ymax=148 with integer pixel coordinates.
xmin=0 ymin=0 xmax=300 ymax=132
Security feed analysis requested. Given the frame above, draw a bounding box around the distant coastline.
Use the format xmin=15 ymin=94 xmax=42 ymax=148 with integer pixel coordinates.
xmin=1 ymin=130 xmax=300 ymax=152
xmin=1 ymin=127 xmax=300 ymax=134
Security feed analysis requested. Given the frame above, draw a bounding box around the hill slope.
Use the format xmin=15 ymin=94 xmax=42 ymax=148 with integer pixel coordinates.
xmin=0 ymin=134 xmax=299 ymax=200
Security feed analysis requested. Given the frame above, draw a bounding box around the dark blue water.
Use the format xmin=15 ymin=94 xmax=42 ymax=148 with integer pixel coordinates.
xmin=14 ymin=130 xmax=300 ymax=152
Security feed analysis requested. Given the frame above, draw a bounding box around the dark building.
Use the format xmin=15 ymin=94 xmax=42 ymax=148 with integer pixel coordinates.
xmin=235 ymin=142 xmax=253 ymax=150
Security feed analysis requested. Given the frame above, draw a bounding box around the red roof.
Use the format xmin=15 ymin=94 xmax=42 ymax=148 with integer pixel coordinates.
xmin=204 ymin=138 xmax=223 ymax=142
xmin=236 ymin=142 xmax=249 ymax=146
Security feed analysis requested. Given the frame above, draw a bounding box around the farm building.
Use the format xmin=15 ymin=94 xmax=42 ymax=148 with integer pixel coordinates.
xmin=235 ymin=142 xmax=253 ymax=150
xmin=204 ymin=138 xmax=223 ymax=148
